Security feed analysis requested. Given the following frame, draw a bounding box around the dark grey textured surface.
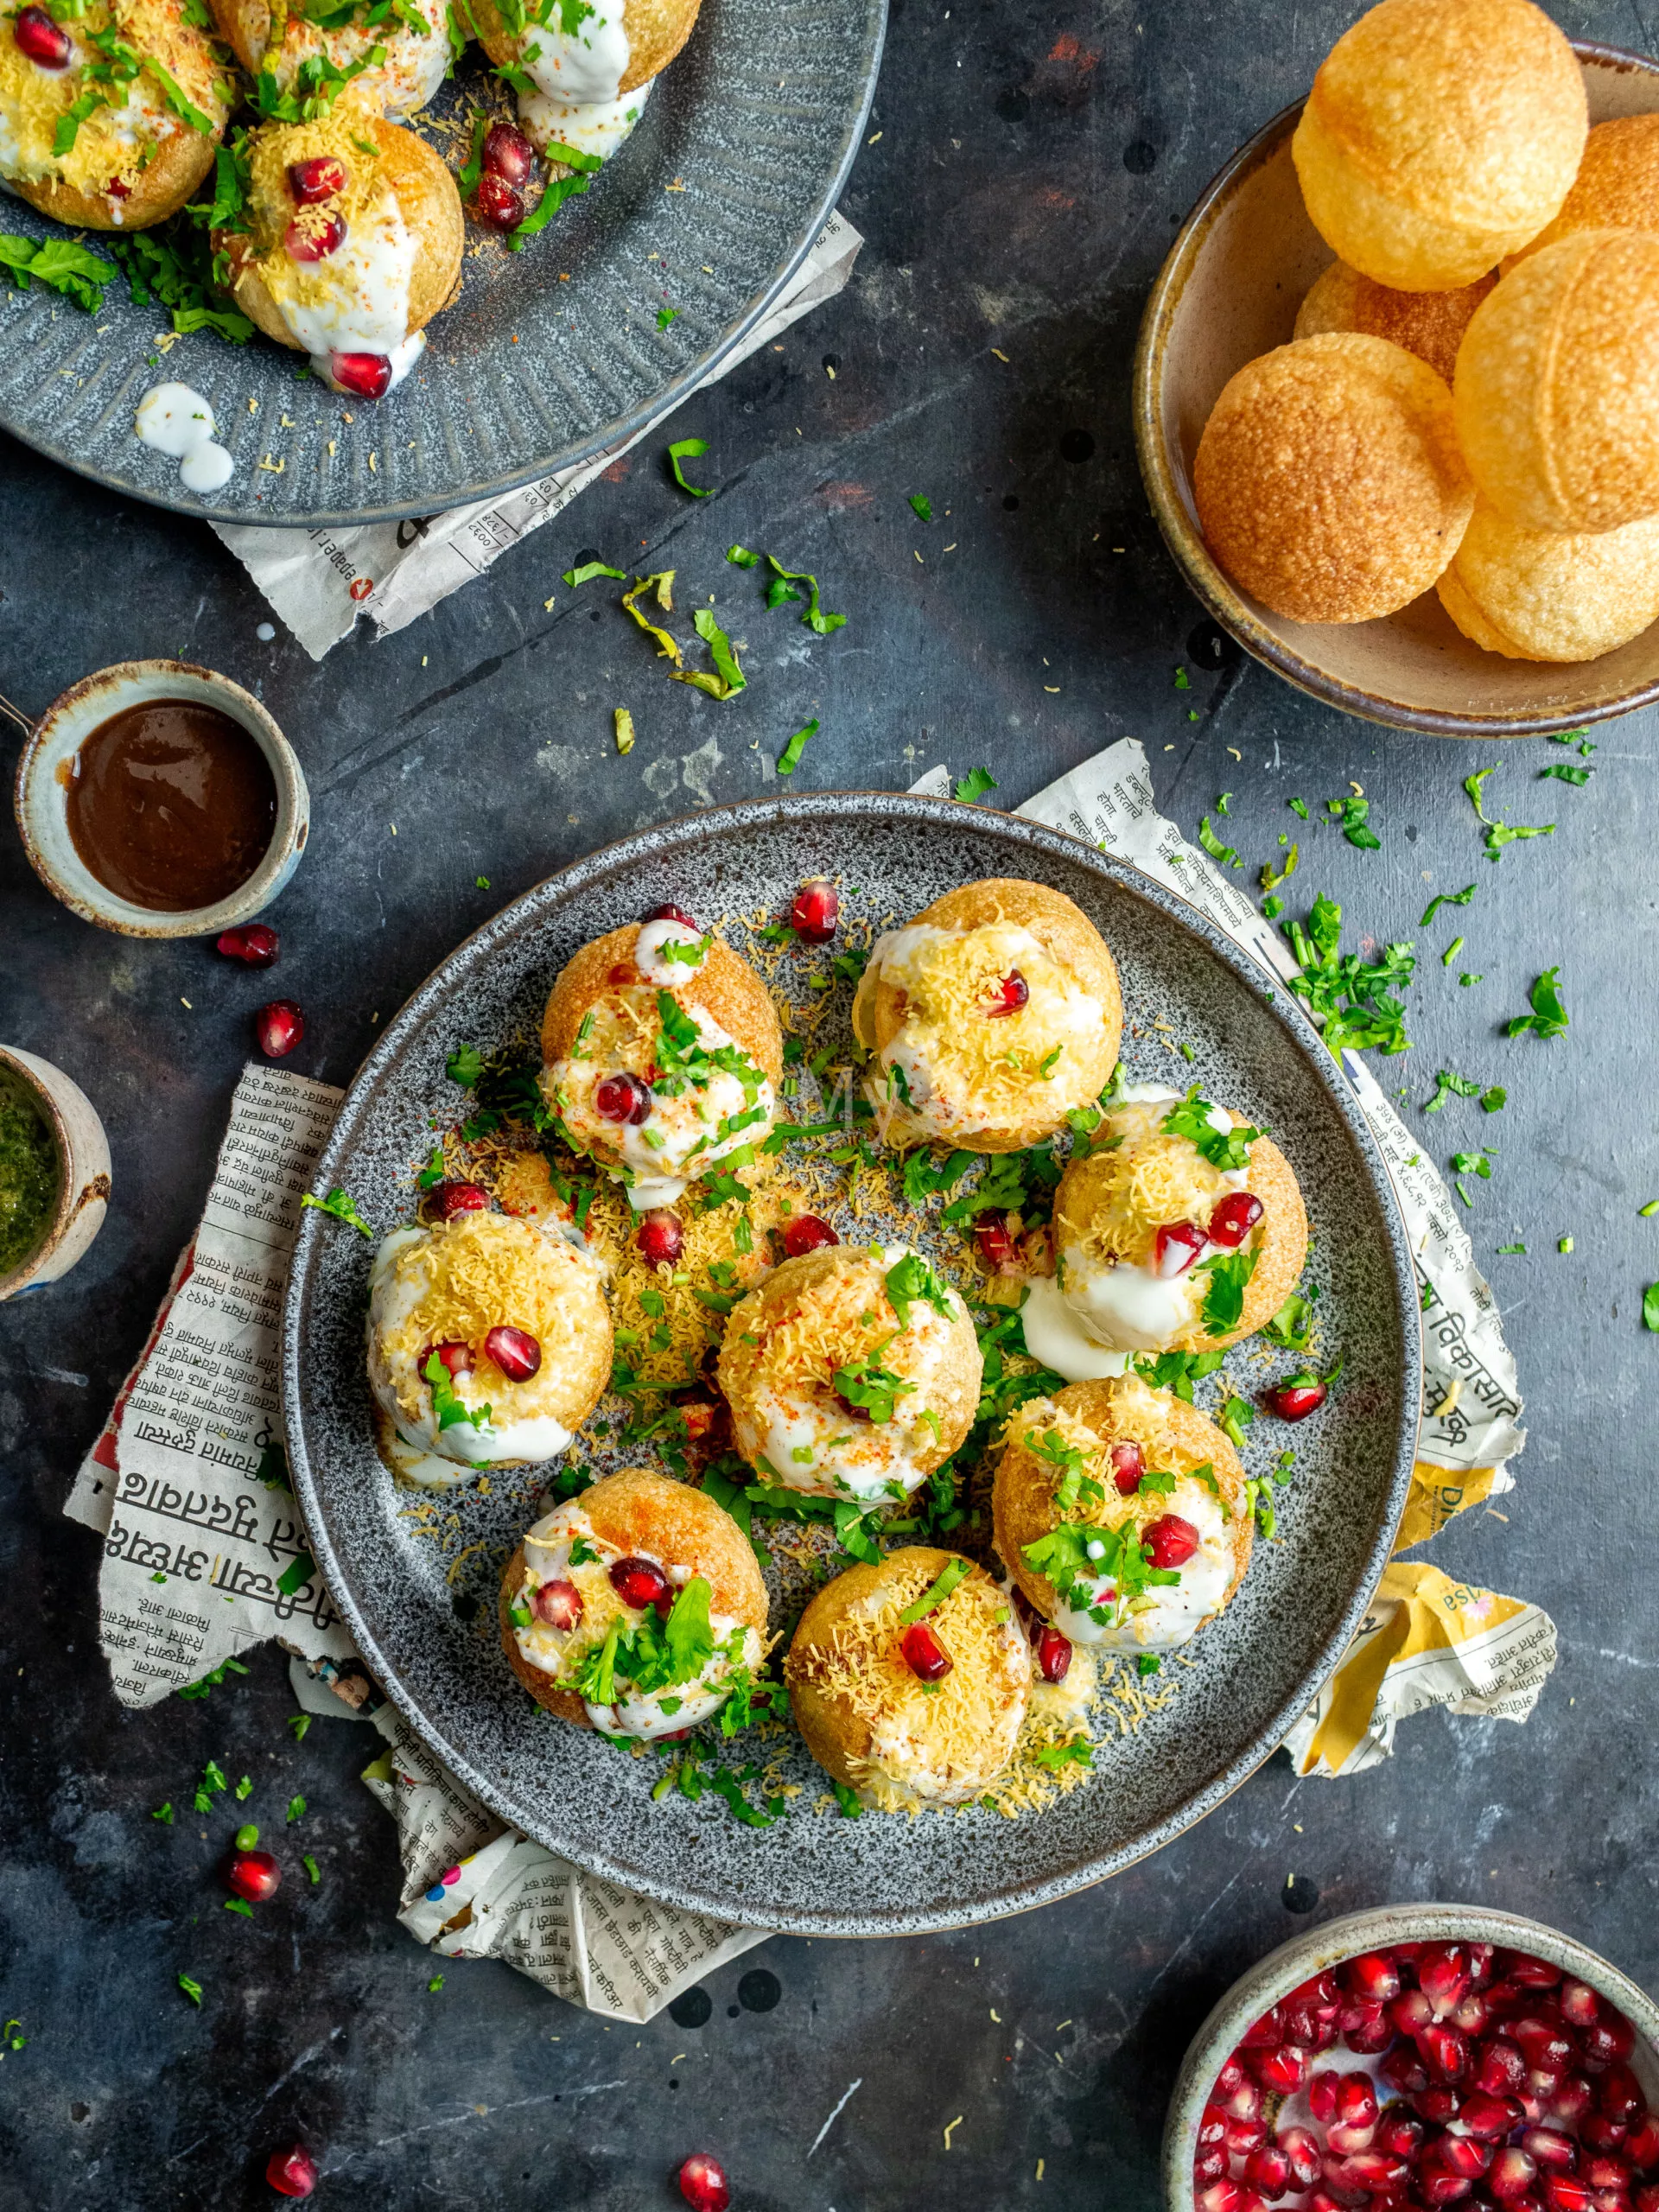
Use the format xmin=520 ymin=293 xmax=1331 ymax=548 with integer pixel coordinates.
xmin=2 ymin=0 xmax=1657 ymax=2204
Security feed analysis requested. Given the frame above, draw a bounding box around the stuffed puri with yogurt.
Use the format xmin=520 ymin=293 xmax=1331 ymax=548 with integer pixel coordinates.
xmin=994 ymin=1374 xmax=1250 ymax=1660
xmin=499 ymin=1467 xmax=769 ymax=1739
xmin=717 ymin=1242 xmax=980 ymax=1504
xmin=468 ymin=0 xmax=695 ymax=162
xmin=539 ymin=906 xmax=783 ymax=1211
xmin=366 ymin=1207 xmax=610 ymax=1472
xmin=209 ymin=0 xmax=452 ymax=120
xmin=852 ymin=880 xmax=1122 ymax=1153
xmin=1027 ymin=1083 xmax=1306 ymax=1379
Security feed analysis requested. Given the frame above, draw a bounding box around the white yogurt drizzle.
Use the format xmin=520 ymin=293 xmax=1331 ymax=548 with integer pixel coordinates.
xmin=518 ymin=77 xmax=648 ymax=161
xmin=517 ymin=0 xmax=630 ymax=105
xmin=135 ymin=383 xmax=234 ymax=494
xmin=512 ymin=1502 xmax=759 ymax=1740
xmin=273 ymin=186 xmax=416 ymax=360
xmin=1051 ymin=1479 xmax=1230 ymax=1655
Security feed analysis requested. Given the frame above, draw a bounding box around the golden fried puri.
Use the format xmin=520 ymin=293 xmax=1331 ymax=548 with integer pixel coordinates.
xmin=1290 ymin=0 xmax=1586 ymax=293
xmin=1294 ymin=260 xmax=1496 ymax=385
xmin=1437 ymin=499 xmax=1659 ymax=660
xmin=1509 ymin=115 xmax=1659 ymax=267
xmin=469 ymin=0 xmax=701 ymax=96
xmin=1194 ymin=334 xmax=1473 ymax=623
xmin=541 ymin=924 xmax=784 ymax=1084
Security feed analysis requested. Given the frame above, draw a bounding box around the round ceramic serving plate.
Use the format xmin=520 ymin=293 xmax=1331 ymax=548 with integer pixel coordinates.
xmin=1135 ymin=42 xmax=1659 ymax=738
xmin=283 ymin=793 xmax=1420 ymax=1937
xmin=0 ymin=0 xmax=882 ymax=529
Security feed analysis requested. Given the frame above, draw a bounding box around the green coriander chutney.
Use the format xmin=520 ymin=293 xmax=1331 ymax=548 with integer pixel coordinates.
xmin=0 ymin=1071 xmax=60 ymax=1279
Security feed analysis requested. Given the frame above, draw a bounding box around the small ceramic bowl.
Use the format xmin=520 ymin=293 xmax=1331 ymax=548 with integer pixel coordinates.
xmin=13 ymin=658 xmax=308 ymax=937
xmin=1161 ymin=1902 xmax=1659 ymax=2209
xmin=1135 ymin=42 xmax=1659 ymax=738
xmin=0 ymin=1045 xmax=111 ymax=1300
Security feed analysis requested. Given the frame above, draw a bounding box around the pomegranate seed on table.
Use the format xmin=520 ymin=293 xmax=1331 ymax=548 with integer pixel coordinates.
xmin=13 ymin=5 xmax=70 ymax=64
xmin=226 ymin=1848 xmax=281 ymax=1902
xmin=266 ymin=2144 xmax=319 ymax=2197
xmin=899 ymin=1620 xmax=951 ymax=1681
xmin=790 ymin=878 xmax=839 ymax=942
xmin=530 ymin=1578 xmax=582 ymax=1630
xmin=677 ymin=2152 xmax=731 ymax=2212
xmin=287 ymin=155 xmax=346 ymax=203
xmin=1034 ymin=1626 xmax=1071 ymax=1683
xmin=1109 ymin=1440 xmax=1145 ymax=1495
xmin=330 ymin=351 xmax=391 ymax=399
xmin=1263 ymin=1374 xmax=1326 ymax=1421
xmin=483 ymin=118 xmax=535 ymax=183
xmin=973 ymin=1211 xmax=1019 ymax=1272
xmin=645 ymin=903 xmax=698 ymax=926
xmin=474 ymin=172 xmax=524 ymax=229
xmin=594 ymin=1071 xmax=652 ymax=1123
xmin=1344 ymin=1952 xmax=1402 ymax=2002
xmin=1154 ymin=1219 xmax=1206 ymax=1276
xmin=1281 ymin=2126 xmax=1323 ymax=2187
xmin=610 ymin=1555 xmax=670 ymax=1610
xmin=985 ymin=969 xmax=1028 ymax=1017
xmin=217 ymin=922 xmax=279 ymax=964
xmin=1207 ymin=1190 xmax=1262 ymax=1248
xmin=485 ymin=1325 xmax=541 ymax=1381
xmin=782 ymin=1212 xmax=838 ymax=1258
xmin=435 ymin=1181 xmax=488 ymax=1218
xmin=256 ymin=1000 xmax=305 ymax=1057
xmin=636 ymin=1208 xmax=683 ymax=1267
xmin=285 ymin=210 xmax=346 ymax=261
xmin=1142 ymin=1513 xmax=1198 ymax=1569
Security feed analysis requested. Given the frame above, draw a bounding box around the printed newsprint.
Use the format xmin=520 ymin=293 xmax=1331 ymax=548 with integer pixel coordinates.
xmin=215 ymin=212 xmax=864 ymax=661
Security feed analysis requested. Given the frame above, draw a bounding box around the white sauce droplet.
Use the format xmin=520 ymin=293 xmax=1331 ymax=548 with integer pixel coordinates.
xmin=135 ymin=383 xmax=234 ymax=496
xmin=1017 ymin=1276 xmax=1131 ymax=1382
xmin=518 ymin=77 xmax=650 ymax=161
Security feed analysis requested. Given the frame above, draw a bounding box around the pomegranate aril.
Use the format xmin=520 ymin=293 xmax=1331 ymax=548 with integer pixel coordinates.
xmin=783 ymin=1212 xmax=838 ymax=1259
xmin=1280 ymin=2002 xmax=1324 ymax=2049
xmin=256 ymin=999 xmax=305 ymax=1057
xmin=1453 ymin=1992 xmax=1493 ymax=2037
xmin=594 ymin=1071 xmax=652 ymax=1124
xmin=13 ymin=5 xmax=70 ymax=64
xmin=637 ymin=1208 xmax=684 ymax=1267
xmin=1585 ymin=2019 xmax=1639 ymax=2072
xmin=1479 ymin=2041 xmax=1532 ymax=2096
xmin=1207 ymin=1190 xmax=1263 ymax=1248
xmin=475 ymin=171 xmax=524 ymax=229
xmin=226 ymin=1847 xmax=281 ymax=1902
xmin=1551 ymin=2077 xmax=1596 ymax=2128
xmin=1198 ymin=2102 xmax=1228 ymax=2150
xmin=1035 ymin=1626 xmax=1071 ymax=1684
xmin=1245 ymin=2143 xmax=1293 ymax=2198
xmin=1309 ymin=2071 xmax=1342 ymax=2125
xmin=1586 ymin=2160 xmax=1637 ymax=2192
xmin=1492 ymin=2151 xmax=1544 ymax=2202
xmin=1225 ymin=2114 xmax=1270 ymax=2158
xmin=1638 ymin=2190 xmax=1659 ymax=2212
xmin=1291 ymin=1970 xmax=1341 ymax=2012
xmin=1224 ymin=2075 xmax=1267 ymax=2118
xmin=1541 ymin=2182 xmax=1595 ymax=2212
xmin=1142 ymin=1513 xmax=1198 ymax=1569
xmin=1345 ymin=1952 xmax=1403 ymax=2004
xmin=266 ymin=2145 xmax=319 ymax=2197
xmin=1516 ymin=2023 xmax=1576 ymax=2073
xmin=1197 ymin=2185 xmax=1243 ymax=2212
xmin=1562 ymin=1982 xmax=1602 ymax=2031
xmin=1414 ymin=2085 xmax=1464 ymax=2123
xmin=483 ymin=118 xmax=535 ymax=183
xmin=790 ymin=878 xmax=840 ymax=942
xmin=645 ymin=904 xmax=698 ymax=926
xmin=1376 ymin=2111 xmax=1424 ymax=2158
xmin=1391 ymin=1988 xmax=1435 ymax=2036
xmin=1234 ymin=2191 xmax=1270 ymax=2212
xmin=1467 ymin=1944 xmax=1497 ymax=1987
xmin=530 ymin=1578 xmax=582 ymax=1630
xmin=1508 ymin=1957 xmax=1566 ymax=1990
xmin=607 ymin=962 xmax=635 ymax=985
xmin=1600 ymin=2069 xmax=1646 ymax=2123
xmin=1109 ymin=1439 xmax=1146 ymax=1495
xmin=900 ymin=1620 xmax=951 ymax=1681
xmin=1216 ymin=2056 xmax=1248 ymax=2099
xmin=217 ymin=922 xmax=279 ymax=965
xmin=435 ymin=1180 xmax=488 ymax=1218
xmin=1624 ymin=2118 xmax=1659 ymax=2170
xmin=610 ymin=1555 xmax=670 ymax=1610
xmin=1325 ymin=2120 xmax=1378 ymax=2156
xmin=1250 ymin=2044 xmax=1311 ymax=2093
xmin=1382 ymin=2045 xmax=1430 ymax=2096
xmin=1585 ymin=2117 xmax=1634 ymax=2154
xmin=1440 ymin=2136 xmax=1494 ymax=2179
xmin=1264 ymin=1376 xmax=1326 ymax=1421
xmin=1418 ymin=2173 xmax=1475 ymax=2208
xmin=986 ymin=969 xmax=1028 ymax=1017
xmin=1463 ymin=2091 xmax=1526 ymax=2138
xmin=1329 ymin=2152 xmax=1408 ymax=2190
xmin=485 ymin=1325 xmax=541 ymax=1381
xmin=424 ymin=1339 xmax=473 ymax=1381
xmin=678 ymin=2152 xmax=731 ymax=2212
xmin=1421 ymin=1945 xmax=1472 ymax=2018
xmin=1154 ymin=1218 xmax=1206 ymax=1276
xmin=1194 ymin=2145 xmax=1228 ymax=2186
xmin=1340 ymin=1999 xmax=1392 ymax=2052
xmin=286 ymin=209 xmax=346 ymax=261
xmin=1421 ymin=2024 xmax=1471 ymax=2082
xmin=1334 ymin=2073 xmax=1379 ymax=2128
xmin=1281 ymin=2127 xmax=1323 ymax=2187
xmin=972 ymin=1211 xmax=1019 ymax=1272
xmin=330 ymin=350 xmax=391 ymax=399
xmin=1523 ymin=2130 xmax=1581 ymax=2172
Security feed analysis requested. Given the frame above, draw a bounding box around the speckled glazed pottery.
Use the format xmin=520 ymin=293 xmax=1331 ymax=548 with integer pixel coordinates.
xmin=1135 ymin=43 xmax=1659 ymax=738
xmin=1162 ymin=1902 xmax=1659 ymax=2209
xmin=0 ymin=1045 xmax=111 ymax=1300
xmin=14 ymin=659 xmax=308 ymax=939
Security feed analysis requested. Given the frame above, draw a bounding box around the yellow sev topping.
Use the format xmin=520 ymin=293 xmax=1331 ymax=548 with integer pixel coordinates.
xmin=742 ymin=1247 xmax=944 ymax=1399
xmin=245 ymin=105 xmax=392 ymax=296
xmin=1011 ymin=1377 xmax=1209 ymax=1541
xmin=1056 ymin=1100 xmax=1243 ymax=1270
xmin=0 ymin=0 xmax=225 ymax=197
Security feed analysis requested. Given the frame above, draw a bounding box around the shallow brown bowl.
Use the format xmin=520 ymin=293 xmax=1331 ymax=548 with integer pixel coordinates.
xmin=1135 ymin=42 xmax=1659 ymax=737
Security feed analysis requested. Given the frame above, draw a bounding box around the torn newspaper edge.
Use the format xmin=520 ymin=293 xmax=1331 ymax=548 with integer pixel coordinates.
xmin=215 ymin=211 xmax=864 ymax=661
xmin=1281 ymin=1561 xmax=1556 ymax=1779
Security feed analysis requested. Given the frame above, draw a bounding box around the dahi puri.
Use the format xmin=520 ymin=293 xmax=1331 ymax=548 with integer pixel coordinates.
xmin=1452 ymin=232 xmax=1659 ymax=535
xmin=1193 ymin=334 xmax=1473 ymax=624
xmin=1290 ymin=0 xmax=1586 ymax=293
xmin=1437 ymin=501 xmax=1659 ymax=662
xmin=1508 ymin=115 xmax=1659 ymax=266
xmin=1294 ymin=261 xmax=1495 ymax=386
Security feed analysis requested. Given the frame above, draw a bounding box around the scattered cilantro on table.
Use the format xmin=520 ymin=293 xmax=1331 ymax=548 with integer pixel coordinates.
xmin=908 ymin=493 xmax=932 ymax=521
xmin=954 ymin=766 xmax=998 ymax=804
xmin=665 ymin=436 xmax=713 ymax=497
xmin=1464 ymin=765 xmax=1554 ymax=860
xmin=1507 ymin=968 xmax=1568 ymax=1040
xmin=1286 ymin=894 xmax=1414 ymax=1057
xmin=1327 ymin=793 xmax=1380 ymax=849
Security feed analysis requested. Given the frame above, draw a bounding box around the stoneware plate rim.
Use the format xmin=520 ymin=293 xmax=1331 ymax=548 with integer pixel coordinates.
xmin=1133 ymin=39 xmax=1659 ymax=740
xmin=0 ymin=0 xmax=886 ymax=530
xmin=282 ymin=791 xmax=1421 ymax=1936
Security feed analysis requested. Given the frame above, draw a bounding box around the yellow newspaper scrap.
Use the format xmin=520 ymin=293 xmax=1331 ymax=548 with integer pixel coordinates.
xmin=1283 ymin=1562 xmax=1557 ymax=1781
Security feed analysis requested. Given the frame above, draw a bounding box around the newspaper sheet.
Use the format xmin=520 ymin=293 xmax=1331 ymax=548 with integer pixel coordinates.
xmin=214 ymin=212 xmax=864 ymax=660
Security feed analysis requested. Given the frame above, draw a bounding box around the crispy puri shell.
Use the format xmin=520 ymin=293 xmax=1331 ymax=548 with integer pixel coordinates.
xmin=1195 ymin=334 xmax=1473 ymax=624
xmin=208 ymin=0 xmax=267 ymax=73
xmin=469 ymin=0 xmax=701 ymax=94
xmin=541 ymin=924 xmax=785 ymax=1087
xmin=1290 ymin=0 xmax=1586 ymax=292
xmin=17 ymin=123 xmax=219 ymax=232
xmin=1509 ymin=115 xmax=1659 ymax=268
xmin=1436 ymin=499 xmax=1659 ymax=661
xmin=221 ymin=118 xmax=463 ymax=353
xmin=717 ymin=1246 xmax=982 ymax=1477
xmin=1052 ymin=1125 xmax=1307 ymax=1353
xmin=992 ymin=1380 xmax=1251 ymax=1630
xmin=499 ymin=1466 xmax=768 ymax=1726
xmin=1294 ymin=259 xmax=1495 ymax=386
xmin=856 ymin=879 xmax=1123 ymax=1154
xmin=1452 ymin=232 xmax=1659 ymax=535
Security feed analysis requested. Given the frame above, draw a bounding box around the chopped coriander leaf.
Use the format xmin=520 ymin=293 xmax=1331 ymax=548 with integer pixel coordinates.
xmin=178 ymin=1974 xmax=204 ymax=2006
xmin=1218 ymin=1394 xmax=1254 ymax=1449
xmin=1032 ymin=1738 xmax=1094 ymax=1770
xmin=1161 ymin=1087 xmax=1259 ymax=1172
xmin=286 ymin=1796 xmax=307 ymax=1823
xmin=428 ymin=1974 xmax=445 ymax=1993
xmin=303 ymin=1853 xmax=321 ymax=1885
xmin=1261 ymin=842 xmax=1299 ymax=893
xmin=1420 ymin=885 xmax=1476 ymax=927
xmin=234 ymin=1774 xmax=253 ymax=1801
xmin=1197 ymin=1248 xmax=1257 ymax=1338
xmin=1480 ymin=1087 xmax=1506 ymax=1114
xmin=1216 ymin=791 xmax=1231 ymax=815
xmin=1506 ymin=967 xmax=1568 ymax=1040
xmin=898 ymin=1558 xmax=970 ymax=1624
xmin=1174 ymin=667 xmax=1191 ymax=691
xmin=235 ymin=1822 xmax=258 ymax=1849
xmin=1198 ymin=815 xmax=1241 ymax=869
xmin=152 ymin=1802 xmax=174 ymax=1824
xmin=830 ymin=1778 xmax=862 ymax=1818
xmin=672 ymin=607 xmax=746 ymax=700
xmin=562 ymin=558 xmax=626 ymax=587
xmin=287 ymin=1713 xmax=312 ymax=1742
xmin=953 ymin=766 xmax=998 ymax=804
xmin=1327 ymin=793 xmax=1381 ymax=849
xmin=1559 ymin=1236 xmax=1574 ymax=1254
xmin=777 ymin=719 xmax=818 ymax=776
xmin=1262 ymin=1294 xmax=1313 ymax=1351
xmin=301 ymin=1186 xmax=373 ymax=1237
xmin=1442 ymin=937 xmax=1464 ymax=966
xmin=1497 ymin=1243 xmax=1527 ymax=1255
xmin=657 ymin=306 xmax=678 ymax=329
xmin=0 ymin=233 xmax=118 ymax=313
xmin=457 ymin=111 xmax=487 ymax=196
xmin=908 ymin=493 xmax=932 ymax=521
xmin=1137 ymin=1654 xmax=1161 ymax=1678
xmin=665 ymin=435 xmax=713 ymax=496
xmin=1540 ymin=762 xmax=1592 ymax=785
xmin=885 ymin=1250 xmax=954 ymax=1330
xmin=1425 ymin=1067 xmax=1481 ymax=1114
xmin=726 ymin=544 xmax=760 ymax=567
xmin=1644 ymin=1283 xmax=1659 ymax=1332
xmin=1641 ymin=1199 xmax=1659 ymax=1217
xmin=224 ymin=1897 xmax=254 ymax=1918
xmin=1287 ymin=797 xmax=1309 ymax=819
xmin=1287 ymin=894 xmax=1414 ymax=1058
xmin=764 ymin=554 xmax=845 ymax=635
xmin=1459 ymin=974 xmax=1482 ymax=988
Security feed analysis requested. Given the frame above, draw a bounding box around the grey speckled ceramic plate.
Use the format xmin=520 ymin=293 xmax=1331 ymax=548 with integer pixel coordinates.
xmin=0 ymin=0 xmax=882 ymax=528
xmin=282 ymin=793 xmax=1420 ymax=1937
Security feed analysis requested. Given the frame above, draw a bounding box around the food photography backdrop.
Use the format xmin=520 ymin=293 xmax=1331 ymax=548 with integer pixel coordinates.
xmin=3 ymin=0 xmax=1657 ymax=2206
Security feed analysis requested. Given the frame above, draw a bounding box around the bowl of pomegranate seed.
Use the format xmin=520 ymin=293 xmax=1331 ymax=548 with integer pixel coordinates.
xmin=1165 ymin=1904 xmax=1659 ymax=2212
